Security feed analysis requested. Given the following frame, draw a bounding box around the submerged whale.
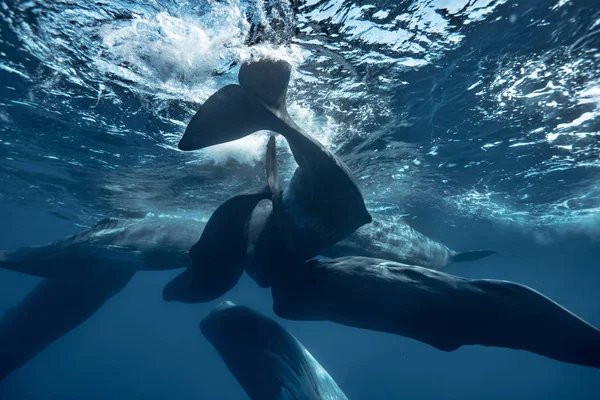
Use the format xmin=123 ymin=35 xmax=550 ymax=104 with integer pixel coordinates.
xmin=200 ymin=301 xmax=348 ymax=400
xmin=271 ymin=256 xmax=600 ymax=369
xmin=0 ymin=216 xmax=203 ymax=279
xmin=0 ymin=269 xmax=134 ymax=381
xmin=0 ymin=212 xmax=490 ymax=281
xmin=321 ymin=217 xmax=495 ymax=270
xmin=0 ymin=211 xmax=490 ymax=284
xmin=178 ymin=58 xmax=372 ymax=288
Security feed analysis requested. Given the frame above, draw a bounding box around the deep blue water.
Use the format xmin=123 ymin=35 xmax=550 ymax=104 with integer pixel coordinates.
xmin=1 ymin=0 xmax=599 ymax=398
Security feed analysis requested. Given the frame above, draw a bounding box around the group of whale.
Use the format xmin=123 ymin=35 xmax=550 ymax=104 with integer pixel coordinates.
xmin=1 ymin=58 xmax=599 ymax=398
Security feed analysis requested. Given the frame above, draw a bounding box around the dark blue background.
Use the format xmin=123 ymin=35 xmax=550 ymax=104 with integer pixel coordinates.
xmin=1 ymin=205 xmax=598 ymax=399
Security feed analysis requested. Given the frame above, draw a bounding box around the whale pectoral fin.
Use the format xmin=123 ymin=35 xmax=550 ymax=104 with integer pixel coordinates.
xmin=452 ymin=250 xmax=496 ymax=263
xmin=179 ymin=84 xmax=278 ymax=151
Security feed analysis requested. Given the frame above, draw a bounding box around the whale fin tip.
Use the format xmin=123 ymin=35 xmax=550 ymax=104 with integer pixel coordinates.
xmin=453 ymin=250 xmax=496 ymax=263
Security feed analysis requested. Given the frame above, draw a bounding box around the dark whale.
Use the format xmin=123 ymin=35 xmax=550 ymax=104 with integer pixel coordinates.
xmin=177 ymin=58 xmax=372 ymax=288
xmin=162 ymin=136 xmax=282 ymax=304
xmin=271 ymin=256 xmax=600 ymax=369
xmin=162 ymin=185 xmax=272 ymax=303
xmin=0 ymin=210 xmax=489 ymax=284
xmin=0 ymin=269 xmax=134 ymax=381
xmin=200 ymin=301 xmax=348 ymax=400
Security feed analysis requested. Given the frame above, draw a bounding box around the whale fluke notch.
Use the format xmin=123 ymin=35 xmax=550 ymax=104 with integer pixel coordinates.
xmin=452 ymin=250 xmax=496 ymax=263
xmin=272 ymin=256 xmax=600 ymax=369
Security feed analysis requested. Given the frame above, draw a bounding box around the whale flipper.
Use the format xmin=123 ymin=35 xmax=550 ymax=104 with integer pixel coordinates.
xmin=162 ymin=186 xmax=271 ymax=303
xmin=0 ymin=270 xmax=134 ymax=381
xmin=200 ymin=301 xmax=349 ymax=400
xmin=452 ymin=250 xmax=496 ymax=263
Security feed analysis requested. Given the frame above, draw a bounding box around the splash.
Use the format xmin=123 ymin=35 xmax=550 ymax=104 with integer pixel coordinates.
xmin=97 ymin=1 xmax=250 ymax=102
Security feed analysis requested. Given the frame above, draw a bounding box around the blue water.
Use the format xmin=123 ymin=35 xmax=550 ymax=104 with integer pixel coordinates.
xmin=1 ymin=0 xmax=599 ymax=398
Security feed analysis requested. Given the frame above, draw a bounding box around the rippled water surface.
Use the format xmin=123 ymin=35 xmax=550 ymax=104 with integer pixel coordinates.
xmin=0 ymin=0 xmax=599 ymax=234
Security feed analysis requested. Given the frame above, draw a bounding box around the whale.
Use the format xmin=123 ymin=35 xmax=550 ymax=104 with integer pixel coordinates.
xmin=162 ymin=135 xmax=283 ymax=304
xmin=271 ymin=256 xmax=600 ymax=369
xmin=1 ymin=210 xmax=490 ymax=283
xmin=321 ymin=217 xmax=495 ymax=270
xmin=0 ymin=215 xmax=206 ymax=279
xmin=200 ymin=301 xmax=349 ymax=400
xmin=0 ymin=212 xmax=490 ymax=280
xmin=0 ymin=269 xmax=134 ymax=382
xmin=162 ymin=184 xmax=273 ymax=303
xmin=177 ymin=58 xmax=372 ymax=288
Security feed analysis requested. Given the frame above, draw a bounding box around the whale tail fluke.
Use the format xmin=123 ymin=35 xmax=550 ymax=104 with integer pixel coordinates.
xmin=452 ymin=250 xmax=496 ymax=263
xmin=178 ymin=59 xmax=292 ymax=152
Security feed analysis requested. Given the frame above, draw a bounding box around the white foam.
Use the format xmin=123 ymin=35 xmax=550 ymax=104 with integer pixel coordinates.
xmin=97 ymin=1 xmax=250 ymax=102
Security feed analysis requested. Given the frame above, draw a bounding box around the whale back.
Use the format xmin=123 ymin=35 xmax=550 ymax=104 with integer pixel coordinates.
xmin=200 ymin=302 xmax=348 ymax=400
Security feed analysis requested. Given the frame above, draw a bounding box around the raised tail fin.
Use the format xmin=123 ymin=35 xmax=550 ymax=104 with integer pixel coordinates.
xmin=452 ymin=250 xmax=496 ymax=263
xmin=178 ymin=59 xmax=292 ymax=151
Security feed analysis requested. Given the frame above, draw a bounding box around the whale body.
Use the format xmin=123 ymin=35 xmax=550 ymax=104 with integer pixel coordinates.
xmin=271 ymin=256 xmax=600 ymax=369
xmin=0 ymin=269 xmax=134 ymax=381
xmin=1 ymin=212 xmax=491 ymax=280
xmin=321 ymin=217 xmax=495 ymax=270
xmin=0 ymin=216 xmax=206 ymax=279
xmin=201 ymin=301 xmax=348 ymax=400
